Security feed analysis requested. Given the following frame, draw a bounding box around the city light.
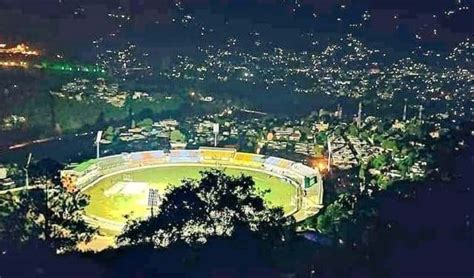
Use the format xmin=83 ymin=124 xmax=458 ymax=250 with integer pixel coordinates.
xmin=309 ymin=157 xmax=329 ymax=173
xmin=0 ymin=61 xmax=29 ymax=68
xmin=0 ymin=43 xmax=40 ymax=56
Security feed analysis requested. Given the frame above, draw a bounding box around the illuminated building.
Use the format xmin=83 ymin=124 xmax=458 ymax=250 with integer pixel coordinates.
xmin=0 ymin=61 xmax=28 ymax=68
xmin=0 ymin=43 xmax=39 ymax=56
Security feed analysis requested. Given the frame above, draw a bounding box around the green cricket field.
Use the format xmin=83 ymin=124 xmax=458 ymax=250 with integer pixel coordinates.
xmin=83 ymin=165 xmax=297 ymax=223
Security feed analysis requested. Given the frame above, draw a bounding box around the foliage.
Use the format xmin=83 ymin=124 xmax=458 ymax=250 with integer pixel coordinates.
xmin=117 ymin=170 xmax=294 ymax=248
xmin=0 ymin=159 xmax=97 ymax=252
xmin=316 ymin=200 xmax=348 ymax=237
xmin=381 ymin=139 xmax=399 ymax=153
xmin=376 ymin=175 xmax=390 ymax=190
xmin=316 ymin=191 xmax=378 ymax=247
xmin=347 ymin=124 xmax=359 ymax=136
xmin=2 ymin=163 xmax=25 ymax=186
xmin=170 ymin=129 xmax=186 ymax=142
xmin=396 ymin=152 xmax=417 ymax=178
xmin=405 ymin=121 xmax=423 ymax=139
xmin=0 ymin=185 xmax=97 ymax=252
xmin=315 ymin=132 xmax=328 ymax=145
xmin=136 ymin=118 xmax=153 ymax=128
xmin=371 ymin=154 xmax=389 ymax=169
xmin=104 ymin=126 xmax=115 ymax=141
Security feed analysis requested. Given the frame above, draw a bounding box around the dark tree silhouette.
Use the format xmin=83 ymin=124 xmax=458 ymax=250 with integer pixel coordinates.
xmin=117 ymin=170 xmax=295 ymax=248
xmin=0 ymin=159 xmax=97 ymax=253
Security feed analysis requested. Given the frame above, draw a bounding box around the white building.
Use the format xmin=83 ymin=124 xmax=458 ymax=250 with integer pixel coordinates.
xmin=0 ymin=165 xmax=7 ymax=179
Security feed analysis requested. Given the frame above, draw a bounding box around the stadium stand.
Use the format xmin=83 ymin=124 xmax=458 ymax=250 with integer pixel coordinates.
xmin=234 ymin=152 xmax=254 ymax=162
xmin=290 ymin=163 xmax=317 ymax=178
xmin=233 ymin=152 xmax=265 ymax=167
xmin=66 ymin=151 xmax=320 ymax=191
xmin=72 ymin=159 xmax=97 ymax=174
xmin=200 ymin=147 xmax=236 ymax=163
xmin=169 ymin=150 xmax=201 ymax=163
xmin=97 ymin=154 xmax=127 ymax=175
xmin=127 ymin=152 xmax=145 ymax=167
xmin=264 ymin=156 xmax=280 ymax=166
xmin=61 ymin=160 xmax=101 ymax=190
xmin=263 ymin=156 xmax=303 ymax=182
xmin=62 ymin=148 xmax=323 ymax=220
xmin=128 ymin=150 xmax=167 ymax=166
xmin=143 ymin=150 xmax=167 ymax=164
xmin=264 ymin=157 xmax=293 ymax=169
xmin=277 ymin=159 xmax=293 ymax=169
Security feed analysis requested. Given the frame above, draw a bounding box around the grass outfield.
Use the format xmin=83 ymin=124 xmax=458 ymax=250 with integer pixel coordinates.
xmin=84 ymin=165 xmax=296 ymax=222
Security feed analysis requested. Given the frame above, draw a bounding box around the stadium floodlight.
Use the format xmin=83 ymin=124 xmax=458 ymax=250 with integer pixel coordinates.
xmin=357 ymin=102 xmax=362 ymax=128
xmin=213 ymin=123 xmax=219 ymax=147
xmin=24 ymin=152 xmax=32 ymax=189
xmin=148 ymin=189 xmax=161 ymax=217
xmin=418 ymin=105 xmax=423 ymax=121
xmin=327 ymin=136 xmax=332 ymax=172
xmin=96 ymin=130 xmax=103 ymax=159
xmin=403 ymin=99 xmax=407 ymax=121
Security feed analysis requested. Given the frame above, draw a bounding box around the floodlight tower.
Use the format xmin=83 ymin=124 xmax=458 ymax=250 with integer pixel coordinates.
xmin=213 ymin=123 xmax=219 ymax=147
xmin=24 ymin=153 xmax=32 ymax=189
xmin=327 ymin=136 xmax=332 ymax=172
xmin=357 ymin=102 xmax=362 ymax=128
xmin=96 ymin=130 xmax=103 ymax=159
xmin=403 ymin=99 xmax=407 ymax=122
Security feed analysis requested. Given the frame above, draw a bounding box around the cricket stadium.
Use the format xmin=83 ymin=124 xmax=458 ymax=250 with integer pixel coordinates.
xmin=61 ymin=147 xmax=324 ymax=232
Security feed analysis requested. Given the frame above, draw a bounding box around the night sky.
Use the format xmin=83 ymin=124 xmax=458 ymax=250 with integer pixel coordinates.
xmin=0 ymin=0 xmax=471 ymax=48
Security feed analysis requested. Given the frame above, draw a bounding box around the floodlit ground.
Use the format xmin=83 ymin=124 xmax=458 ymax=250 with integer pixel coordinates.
xmin=84 ymin=166 xmax=296 ymax=223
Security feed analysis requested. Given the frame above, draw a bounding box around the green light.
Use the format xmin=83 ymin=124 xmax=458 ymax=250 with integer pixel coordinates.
xmin=38 ymin=60 xmax=106 ymax=75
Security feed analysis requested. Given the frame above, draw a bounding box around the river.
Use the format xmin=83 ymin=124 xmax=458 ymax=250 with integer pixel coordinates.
xmin=0 ymin=132 xmax=97 ymax=164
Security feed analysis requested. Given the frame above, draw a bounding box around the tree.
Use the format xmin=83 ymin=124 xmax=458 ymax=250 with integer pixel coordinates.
xmin=0 ymin=159 xmax=97 ymax=253
xmin=371 ymin=154 xmax=389 ymax=169
xmin=348 ymin=124 xmax=359 ymax=137
xmin=117 ymin=170 xmax=294 ymax=248
xmin=316 ymin=191 xmax=377 ymax=247
xmin=170 ymin=129 xmax=185 ymax=142
xmin=316 ymin=132 xmax=328 ymax=145
xmin=397 ymin=151 xmax=416 ymax=178
xmin=137 ymin=118 xmax=153 ymax=128
xmin=381 ymin=139 xmax=399 ymax=153
xmin=316 ymin=201 xmax=347 ymax=237
xmin=6 ymin=163 xmax=23 ymax=178
xmin=405 ymin=120 xmax=423 ymax=139
xmin=104 ymin=126 xmax=115 ymax=141
xmin=376 ymin=175 xmax=390 ymax=190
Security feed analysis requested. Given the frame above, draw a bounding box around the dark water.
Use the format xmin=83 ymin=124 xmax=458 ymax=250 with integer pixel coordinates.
xmin=0 ymin=133 xmax=97 ymax=165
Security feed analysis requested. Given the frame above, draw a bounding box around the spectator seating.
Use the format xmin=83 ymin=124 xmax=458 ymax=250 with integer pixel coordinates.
xmin=264 ymin=157 xmax=293 ymax=169
xmin=97 ymin=155 xmax=127 ymax=174
xmin=234 ymin=152 xmax=265 ymax=167
xmin=169 ymin=150 xmax=201 ymax=163
xmin=63 ymin=148 xmax=321 ymax=195
xmin=200 ymin=147 xmax=236 ymax=162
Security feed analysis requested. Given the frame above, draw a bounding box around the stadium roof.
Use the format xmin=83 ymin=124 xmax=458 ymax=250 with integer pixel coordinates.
xmin=199 ymin=147 xmax=236 ymax=152
xmin=73 ymin=159 xmax=97 ymax=173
